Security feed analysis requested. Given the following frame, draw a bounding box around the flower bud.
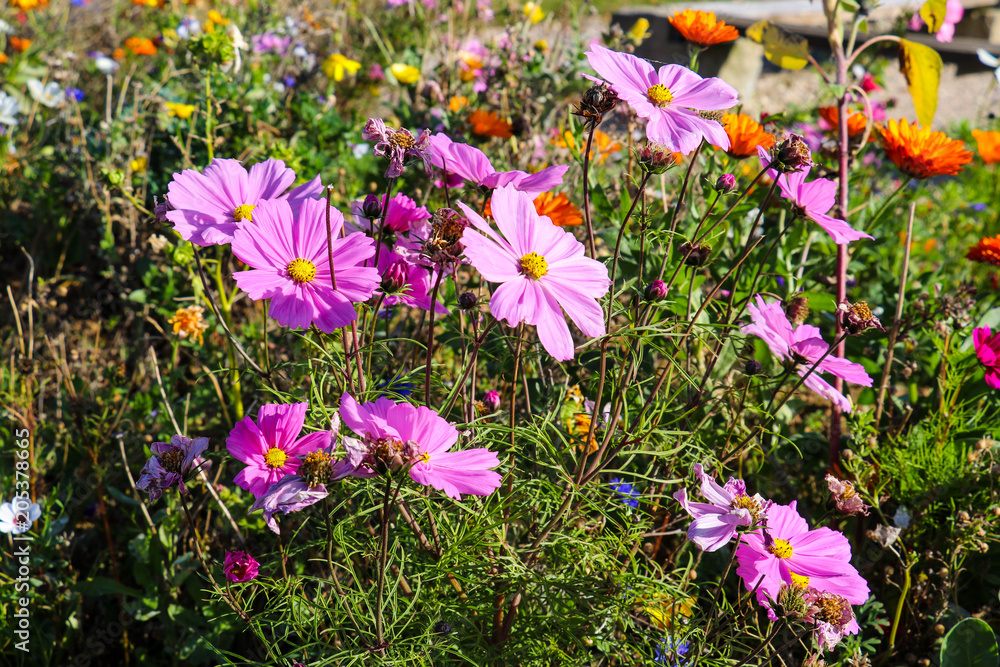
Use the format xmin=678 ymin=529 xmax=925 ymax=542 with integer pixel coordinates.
xmin=644 ymin=279 xmax=667 ymax=302
xmin=784 ymin=295 xmax=810 ymax=325
xmin=380 ymin=259 xmax=408 ymax=294
xmin=482 ymin=390 xmax=501 ymax=412
xmin=637 ymin=142 xmax=677 ymax=174
xmin=768 ymin=134 xmax=814 ymax=173
xmin=744 ymin=360 xmax=762 ymax=375
xmin=458 ymin=291 xmax=478 ymax=310
xmin=361 ymin=193 xmax=382 ymax=220
xmin=679 ymin=241 xmax=712 ymax=267
xmin=433 ymin=621 xmax=453 ymax=635
xmin=714 ymin=173 xmax=737 ymax=194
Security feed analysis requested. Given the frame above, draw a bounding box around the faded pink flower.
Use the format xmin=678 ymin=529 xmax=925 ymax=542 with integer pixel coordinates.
xmin=231 ymin=198 xmax=380 ymax=333
xmin=362 ymin=118 xmax=432 ymax=178
xmin=974 ymin=326 xmax=1000 ymax=389
xmin=803 ymin=589 xmax=857 ymax=651
xmin=135 ymin=435 xmax=211 ymax=502
xmin=825 ymin=474 xmax=869 ymax=516
xmin=223 ymin=551 xmax=260 ymax=582
xmin=743 ymin=295 xmax=873 ymax=412
xmin=674 ymin=463 xmax=771 ymax=551
xmin=459 ymin=185 xmax=610 ymax=360
xmin=584 ymin=43 xmax=738 ymax=154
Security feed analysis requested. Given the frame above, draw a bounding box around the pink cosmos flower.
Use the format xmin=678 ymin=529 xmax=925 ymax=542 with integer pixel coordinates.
xmin=231 ymin=198 xmax=380 ymax=333
xmin=135 ymin=435 xmax=211 ymax=501
xmin=362 ymin=118 xmax=432 ymax=178
xmin=735 ymin=502 xmax=870 ymax=621
xmin=743 ymin=295 xmax=873 ymax=412
xmin=165 ymin=157 xmax=322 ymax=247
xmin=223 ymin=551 xmax=260 ymax=582
xmin=909 ymin=0 xmax=963 ymax=42
xmin=350 ymin=192 xmax=432 ymax=235
xmin=974 ymin=326 xmax=1000 ymax=389
xmin=674 ymin=463 xmax=771 ymax=551
xmin=226 ymin=402 xmax=333 ymax=498
xmin=339 ymin=393 xmax=502 ymax=499
xmin=376 ymin=248 xmax=448 ymax=313
xmin=459 ymin=184 xmax=611 ymax=361
xmin=427 ymin=133 xmax=568 ymax=196
xmin=758 ymin=147 xmax=872 ymax=245
xmin=584 ymin=43 xmax=738 ymax=154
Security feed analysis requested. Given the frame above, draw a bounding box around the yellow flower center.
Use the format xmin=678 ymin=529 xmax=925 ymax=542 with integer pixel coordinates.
xmin=729 ymin=495 xmax=764 ymax=523
xmin=417 ymin=451 xmax=431 ymax=464
xmin=264 ymin=447 xmax=288 ymax=469
xmin=233 ymin=203 xmax=257 ymax=222
xmin=767 ymin=538 xmax=794 ymax=559
xmin=849 ymin=301 xmax=873 ymax=321
xmin=287 ymin=258 xmax=317 ymax=284
xmin=647 ymin=84 xmax=673 ymax=107
xmin=789 ymin=572 xmax=810 ymax=588
xmin=520 ymin=252 xmax=548 ymax=280
xmin=388 ymin=131 xmax=416 ymax=150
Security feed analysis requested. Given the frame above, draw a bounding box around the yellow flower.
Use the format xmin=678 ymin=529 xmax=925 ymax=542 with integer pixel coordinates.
xmin=322 ymin=53 xmax=361 ymax=82
xmin=390 ymin=63 xmax=421 ymax=85
xmin=166 ymin=102 xmax=197 ymax=119
xmin=522 ymin=1 xmax=545 ymax=23
xmin=207 ymin=9 xmax=228 ymax=25
xmin=9 ymin=0 xmax=49 ymax=11
xmin=130 ymin=157 xmax=148 ymax=173
xmin=534 ymin=39 xmax=549 ymax=52
xmin=628 ymin=18 xmax=651 ymax=45
xmin=169 ymin=306 xmax=209 ymax=344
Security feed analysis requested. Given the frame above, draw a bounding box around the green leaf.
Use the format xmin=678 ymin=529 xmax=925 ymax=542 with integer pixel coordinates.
xmin=745 ymin=21 xmax=809 ymax=70
xmin=898 ymin=39 xmax=942 ymax=127
xmin=940 ymin=618 xmax=999 ymax=667
xmin=919 ymin=0 xmax=948 ymax=33
xmin=74 ymin=576 xmax=143 ymax=598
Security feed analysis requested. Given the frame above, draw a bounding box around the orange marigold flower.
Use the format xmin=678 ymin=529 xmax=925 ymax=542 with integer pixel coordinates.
xmin=534 ymin=192 xmax=583 ymax=227
xmin=551 ymin=129 xmax=623 ymax=164
xmin=449 ymin=95 xmax=469 ymax=113
xmin=468 ymin=109 xmax=513 ymax=139
xmin=0 ymin=53 xmax=7 ymax=65
xmin=668 ymin=10 xmax=739 ymax=48
xmin=720 ymin=113 xmax=774 ymax=158
xmin=9 ymin=0 xmax=48 ymax=11
xmin=818 ymin=106 xmax=867 ymax=137
xmin=971 ymin=129 xmax=1000 ymax=165
xmin=10 ymin=37 xmax=31 ymax=53
xmin=876 ymin=119 xmax=973 ymax=179
xmin=112 ymin=48 xmax=126 ymax=60
xmin=125 ymin=37 xmax=158 ymax=56
xmin=967 ymin=236 xmax=1000 ymax=267
xmin=169 ymin=305 xmax=209 ymax=344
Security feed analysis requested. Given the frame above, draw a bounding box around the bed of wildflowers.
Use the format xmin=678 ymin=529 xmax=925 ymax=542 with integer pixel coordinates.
xmin=2 ymin=0 xmax=1000 ymax=665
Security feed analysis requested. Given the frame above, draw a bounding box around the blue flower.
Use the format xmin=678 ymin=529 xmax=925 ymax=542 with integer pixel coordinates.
xmin=377 ymin=374 xmax=413 ymax=398
xmin=609 ymin=477 xmax=640 ymax=509
xmin=654 ymin=637 xmax=690 ymax=666
xmin=67 ymin=88 xmax=85 ymax=103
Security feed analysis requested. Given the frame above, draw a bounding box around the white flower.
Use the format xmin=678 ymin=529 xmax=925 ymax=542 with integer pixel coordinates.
xmin=220 ymin=23 xmax=248 ymax=74
xmin=0 ymin=498 xmax=42 ymax=535
xmin=978 ymin=49 xmax=1000 ymax=85
xmin=893 ymin=505 xmax=911 ymax=529
xmin=177 ymin=18 xmax=201 ymax=40
xmin=0 ymin=91 xmax=20 ymax=126
xmin=0 ymin=19 xmax=12 ymax=35
xmin=27 ymin=79 xmax=66 ymax=108
xmin=351 ymin=142 xmax=370 ymax=159
xmin=94 ymin=55 xmax=119 ymax=75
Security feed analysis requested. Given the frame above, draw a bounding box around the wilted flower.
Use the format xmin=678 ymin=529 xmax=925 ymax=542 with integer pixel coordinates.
xmin=250 ymin=474 xmax=330 ymax=533
xmin=0 ymin=497 xmax=42 ymax=535
xmin=679 ymin=241 xmax=712 ymax=266
xmin=135 ymin=435 xmax=211 ymax=501
xmin=837 ymin=300 xmax=884 ymax=335
xmin=825 ymin=474 xmax=869 ymax=515
xmin=803 ymin=589 xmax=857 ymax=651
xmin=168 ymin=305 xmax=209 ymax=344
xmin=767 ymin=133 xmax=814 ymax=173
xmin=974 ymin=326 xmax=1000 ymax=389
xmin=674 ymin=463 xmax=771 ymax=551
xmin=638 ymin=142 xmax=679 ymax=174
xmin=223 ymin=551 xmax=260 ymax=582
xmin=424 ymin=207 xmax=469 ymax=263
xmin=362 ymin=118 xmax=432 ymax=178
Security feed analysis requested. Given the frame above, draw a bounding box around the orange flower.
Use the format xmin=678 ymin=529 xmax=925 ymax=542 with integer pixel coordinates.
xmin=876 ymin=119 xmax=973 ymax=179
xmin=668 ymin=10 xmax=739 ymax=48
xmin=9 ymin=0 xmax=49 ymax=10
xmin=818 ymin=107 xmax=867 ymax=137
xmin=534 ymin=192 xmax=583 ymax=227
xmin=971 ymin=129 xmax=1000 ymax=165
xmin=468 ymin=109 xmax=513 ymax=139
xmin=551 ymin=129 xmax=623 ymax=164
xmin=0 ymin=53 xmax=7 ymax=65
xmin=10 ymin=37 xmax=31 ymax=52
xmin=967 ymin=236 xmax=1000 ymax=267
xmin=720 ymin=113 xmax=774 ymax=158
xmin=169 ymin=305 xmax=209 ymax=344
xmin=112 ymin=48 xmax=126 ymax=60
xmin=449 ymin=96 xmax=469 ymax=113
xmin=125 ymin=37 xmax=158 ymax=56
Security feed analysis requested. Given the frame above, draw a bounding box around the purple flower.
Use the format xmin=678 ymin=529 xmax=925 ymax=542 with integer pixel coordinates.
xmin=742 ymin=295 xmax=873 ymax=412
xmin=362 ymin=118 xmax=432 ymax=178
xmin=482 ymin=390 xmax=501 ymax=411
xmin=375 ymin=249 xmax=448 ymax=313
xmin=135 ymin=435 xmax=211 ymax=501
xmin=673 ymin=463 xmax=770 ymax=551
xmin=251 ymin=33 xmax=291 ymax=54
xmin=223 ymin=551 xmax=260 ymax=582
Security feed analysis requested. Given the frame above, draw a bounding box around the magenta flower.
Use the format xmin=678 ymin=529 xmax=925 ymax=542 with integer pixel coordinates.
xmin=351 ymin=192 xmax=432 ymax=235
xmin=226 ymin=402 xmax=333 ymax=498
xmin=757 ymin=147 xmax=873 ymax=245
xmin=974 ymin=326 xmax=1000 ymax=389
xmin=735 ymin=502 xmax=870 ymax=617
xmin=362 ymin=118 xmax=432 ymax=178
xmin=427 ymin=133 xmax=568 ymax=196
xmin=339 ymin=393 xmax=502 ymax=499
xmin=742 ymin=295 xmax=873 ymax=412
xmin=376 ymin=248 xmax=448 ymax=313
xmin=584 ymin=43 xmax=738 ymax=154
xmin=459 ymin=185 xmax=610 ymax=361
xmin=135 ymin=435 xmax=211 ymax=502
xmin=673 ymin=463 xmax=771 ymax=552
xmin=165 ymin=158 xmax=322 ymax=247
xmin=231 ymin=198 xmax=380 ymax=333
xmin=223 ymin=551 xmax=260 ymax=582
